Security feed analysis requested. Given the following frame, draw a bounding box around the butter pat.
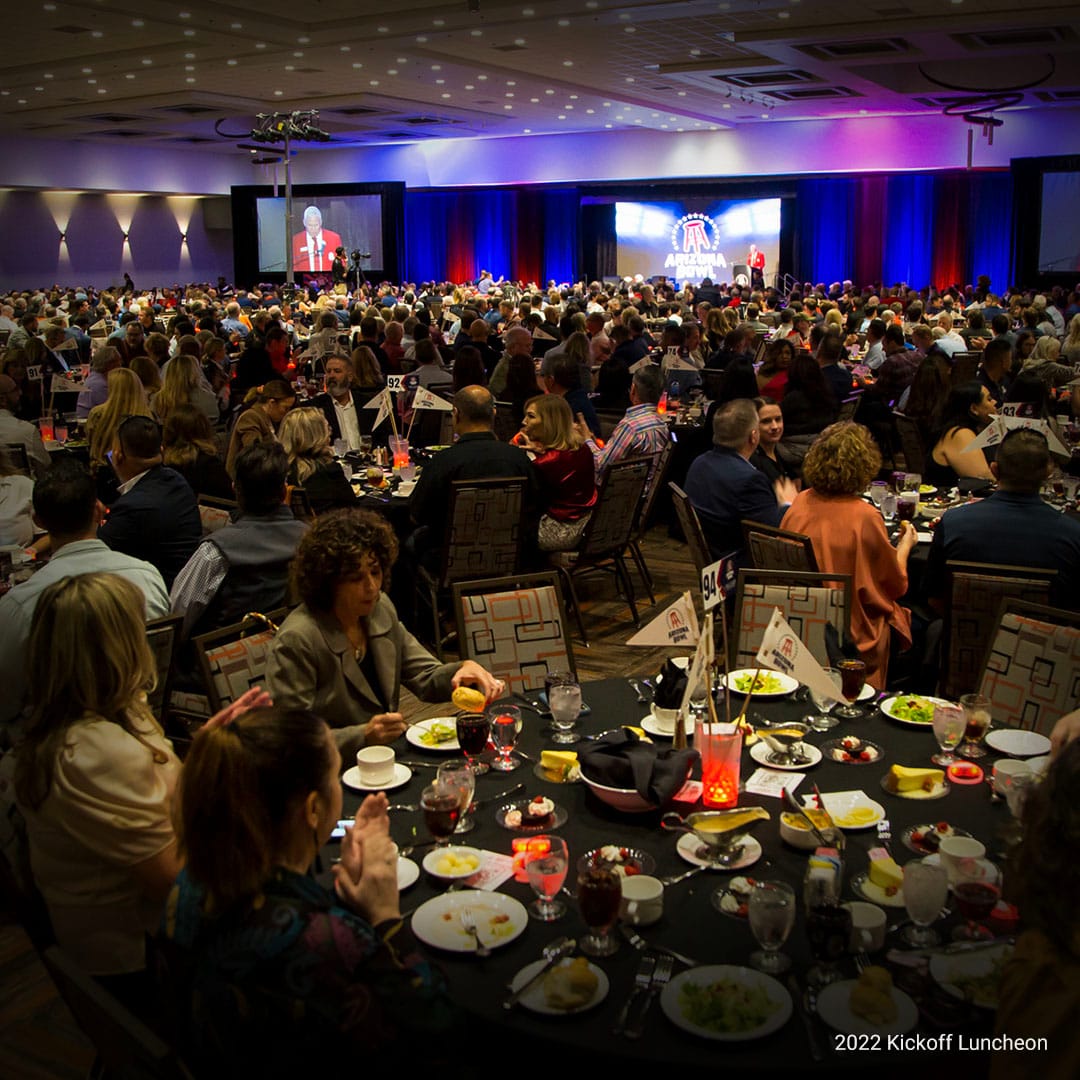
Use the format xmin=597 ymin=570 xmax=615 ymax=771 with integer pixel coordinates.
xmin=886 ymin=764 xmax=944 ymax=793
xmin=867 ymin=846 xmax=903 ymax=895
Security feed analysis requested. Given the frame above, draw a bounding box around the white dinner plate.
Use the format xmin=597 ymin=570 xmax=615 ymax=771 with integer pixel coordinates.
xmin=410 ymin=890 xmax=528 ymax=954
xmin=405 ymin=716 xmax=461 ymax=752
xmin=803 ymin=791 xmax=886 ymax=830
xmin=676 ymin=831 xmax=762 ymax=871
xmin=750 ymin=739 xmax=822 ymax=771
xmin=397 ymin=857 xmax=420 ymax=890
xmin=929 ymin=942 xmax=1013 ymax=1010
xmin=984 ymin=729 xmax=1052 ymax=758
xmin=660 ymin=965 xmax=793 ymax=1041
xmin=879 ymin=694 xmax=957 ymax=727
xmin=341 ymin=762 xmax=412 ymax=792
xmin=508 ymin=958 xmax=609 ymax=1015
xmin=718 ymin=669 xmax=799 ymax=698
xmin=816 ymin=980 xmax=918 ymax=1036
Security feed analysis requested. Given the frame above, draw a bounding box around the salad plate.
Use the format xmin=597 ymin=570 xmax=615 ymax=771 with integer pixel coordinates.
xmin=411 ymin=890 xmax=527 ymax=953
xmin=718 ymin=669 xmax=799 ymax=698
xmin=984 ymin=729 xmax=1051 ymax=758
xmin=929 ymin=942 xmax=1013 ymax=1010
xmin=879 ymin=694 xmax=957 ymax=727
xmin=405 ymin=716 xmax=461 ymax=752
xmin=660 ymin=965 xmax=792 ymax=1041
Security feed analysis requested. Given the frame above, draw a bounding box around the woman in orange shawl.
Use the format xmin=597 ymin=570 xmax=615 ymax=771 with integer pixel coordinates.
xmin=781 ymin=422 xmax=915 ymax=689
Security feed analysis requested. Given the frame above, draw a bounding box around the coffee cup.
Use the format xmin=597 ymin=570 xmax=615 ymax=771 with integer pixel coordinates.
xmin=356 ymin=745 xmax=396 ymax=787
xmin=842 ymin=900 xmax=887 ymax=953
xmin=619 ymin=874 xmax=664 ymax=926
xmin=938 ymin=836 xmax=986 ymax=883
xmin=650 ymin=703 xmax=679 ymax=735
xmin=991 ymin=758 xmax=1032 ymax=797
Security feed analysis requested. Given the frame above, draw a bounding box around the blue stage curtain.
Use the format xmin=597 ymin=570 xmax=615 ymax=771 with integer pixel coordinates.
xmin=796 ymin=170 xmax=1011 ymax=290
xmin=404 ymin=187 xmax=579 ymax=284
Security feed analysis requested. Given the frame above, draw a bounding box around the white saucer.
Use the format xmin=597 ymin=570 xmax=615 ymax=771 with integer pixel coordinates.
xmin=923 ymin=852 xmax=998 ymax=887
xmin=342 ymin=762 xmax=412 ymax=792
xmin=676 ymin=831 xmax=762 ymax=870
xmin=750 ymin=740 xmax=822 ymax=771
xmin=640 ymin=714 xmax=694 ymax=739
xmin=849 ymin=871 xmax=905 ymax=908
xmin=397 ymin=857 xmax=420 ymax=890
xmin=816 ymin=980 xmax=918 ymax=1036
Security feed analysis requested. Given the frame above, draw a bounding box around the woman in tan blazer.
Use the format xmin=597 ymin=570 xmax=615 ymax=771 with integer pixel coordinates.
xmin=265 ymin=508 xmax=501 ymax=763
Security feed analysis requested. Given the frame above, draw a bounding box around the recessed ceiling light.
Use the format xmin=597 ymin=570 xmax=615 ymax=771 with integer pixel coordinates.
xmin=87 ymin=78 xmax=96 ymax=84
xmin=563 ymin=59 xmax=573 ymax=66
xmin=690 ymin=48 xmax=700 ymax=56
xmin=618 ymin=12 xmax=631 ymax=19
xmin=507 ymin=80 xmax=516 ymax=86
xmin=43 ymin=73 xmax=53 ymax=79
xmin=624 ymin=26 xmax=636 ymax=32
xmin=183 ymin=29 xmax=195 ymax=36
xmin=185 ymin=77 xmax=195 ymax=84
xmin=179 ymin=10 xmax=190 ymax=17
xmin=396 ymin=57 xmax=407 ymax=64
xmin=678 ymin=91 xmax=687 ymax=97
xmin=441 ymin=92 xmax=451 ymax=98
xmin=431 ymin=64 xmax=441 ymax=70
xmin=557 ymin=18 xmax=570 ymax=26
xmin=625 ymin=77 xmax=635 ymax=83
xmin=293 ymin=51 xmax=304 ymax=57
xmin=514 ymin=38 xmax=526 ymax=45
xmin=255 ymin=42 xmax=267 ymax=49
xmin=352 ymin=62 xmax=363 ymax=69
xmin=604 ymin=123 xmax=612 ymax=128
xmin=432 ymin=18 xmax=444 ymax=26
xmin=416 ymin=35 xmax=428 ymax=42
xmin=465 ymin=83 xmax=474 ymax=89
xmin=565 ymin=104 xmax=573 ymax=109
xmin=141 ymin=58 xmax=152 ymax=65
xmin=569 ymin=94 xmax=578 ymax=99
xmin=42 ymin=3 xmax=56 ymax=9
xmin=651 ymin=112 xmax=658 ymax=117
xmin=185 ymin=65 xmax=195 ymax=72
xmin=505 ymin=92 xmax=514 ymax=97
xmin=34 ymin=85 xmax=43 ymax=91
xmin=761 ymin=113 xmax=769 ymax=118
xmin=97 ymin=87 xmax=107 ymax=94
xmin=1 ymin=91 xmax=10 ymax=96
xmin=284 ymin=65 xmax=294 ymax=71
xmin=722 ymin=102 xmax=731 ymax=108
xmin=524 ymin=128 xmax=531 ymax=133
xmin=298 ymin=36 xmax=310 ymax=43
xmin=615 ymin=114 xmax=623 ymax=120
xmin=184 ymin=52 xmax=195 ymax=59
xmin=529 ymin=97 xmax=539 ymax=102
xmin=227 ymin=59 xmax=238 ymax=66
xmin=471 ymin=29 xmax=483 ymax=36
xmin=369 ymin=79 xmax=379 ymax=86
xmin=661 ymin=124 xmax=669 ymax=129
xmin=778 ymin=11 xmax=790 ymax=18
xmin=477 ymin=74 xmax=488 ymax=80
xmin=544 ymin=89 xmax=555 ymax=94
xmin=274 ymin=89 xmax=283 ymax=96
xmin=82 ymin=66 xmax=92 ymax=73
xmin=558 ymin=114 xmax=566 ymax=119
xmin=435 ymin=78 xmax=444 ymax=84
xmin=523 ymin=7 xmax=534 ymax=14
xmin=132 ymin=18 xmax=144 ymax=27
xmin=387 ymin=67 xmax=397 ymax=75
xmin=602 ymin=101 xmax=610 ymax=107
xmin=231 ymin=22 xmax=242 ymax=29
xmin=586 ymin=108 xmax=594 ymax=114
xmin=17 ymin=98 xmax=26 ymax=104
xmin=504 ymin=104 xmax=513 ymax=109
xmin=377 ymin=25 xmax=389 ymax=32
xmin=859 ymin=108 xmax=868 ymax=114
xmin=340 ymin=45 xmax=350 ymax=51
xmin=125 ymin=73 xmax=135 ymax=79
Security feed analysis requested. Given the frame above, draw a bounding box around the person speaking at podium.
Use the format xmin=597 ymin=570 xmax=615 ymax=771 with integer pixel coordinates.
xmin=292 ymin=206 xmax=342 ymax=273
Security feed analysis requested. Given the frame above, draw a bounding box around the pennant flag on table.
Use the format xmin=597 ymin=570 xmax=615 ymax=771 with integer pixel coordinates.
xmin=626 ymin=590 xmax=700 ymax=647
xmin=362 ymin=388 xmax=393 ymax=431
xmin=966 ymin=413 xmax=1068 ymax=457
xmin=677 ymin=611 xmax=714 ymax=721
xmin=50 ymin=373 xmax=83 ymax=393
xmin=663 ymin=356 xmax=700 ymax=372
xmin=412 ymin=386 xmax=454 ymax=412
xmin=754 ymin=607 xmax=843 ymax=706
xmin=628 ymin=356 xmax=654 ymax=374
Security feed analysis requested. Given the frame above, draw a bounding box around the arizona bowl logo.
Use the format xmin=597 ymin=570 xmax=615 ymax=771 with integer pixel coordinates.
xmin=672 ymin=213 xmax=720 ymax=255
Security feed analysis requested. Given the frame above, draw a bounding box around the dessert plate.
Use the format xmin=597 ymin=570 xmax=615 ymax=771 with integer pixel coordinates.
xmin=507 ymin=958 xmax=609 ymax=1015
xmin=816 ymin=980 xmax=918 ymax=1036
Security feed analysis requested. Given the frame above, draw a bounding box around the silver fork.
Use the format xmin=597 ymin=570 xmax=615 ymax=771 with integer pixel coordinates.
xmin=612 ymin=953 xmax=655 ymax=1035
xmin=620 ymin=923 xmax=700 ymax=968
xmin=854 ymin=950 xmax=871 ymax=975
xmin=459 ymin=905 xmax=491 ymax=957
xmin=626 ymin=953 xmax=673 ymax=1039
xmin=628 ymin=679 xmax=649 ymax=704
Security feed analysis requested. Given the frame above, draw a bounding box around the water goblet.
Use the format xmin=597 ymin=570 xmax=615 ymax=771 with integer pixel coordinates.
xmin=748 ymin=881 xmax=796 ymax=973
xmin=901 ymin=858 xmax=949 ymax=947
xmin=931 ymin=704 xmax=966 ymax=766
xmin=549 ymin=679 xmax=582 ymax=745
xmin=833 ymin=660 xmax=866 ymax=720
xmin=358 ymin=434 xmax=373 ymax=460
xmin=489 ymin=705 xmax=522 ymax=772
xmin=436 ymin=758 xmax=476 ymax=835
xmin=869 ymin=480 xmax=888 ymax=508
xmin=881 ymin=491 xmax=897 ymax=523
xmin=525 ymin=836 xmax=569 ymax=921
xmin=455 ymin=711 xmax=491 ymax=775
xmin=957 ymin=693 xmax=991 ymax=760
xmin=420 ymin=781 xmax=461 ymax=848
xmin=808 ymin=667 xmax=843 ymax=731
xmin=903 ymin=472 xmax=922 ymax=493
xmin=332 ymin=438 xmax=348 ymax=458
xmin=577 ymin=866 xmax=621 ymax=956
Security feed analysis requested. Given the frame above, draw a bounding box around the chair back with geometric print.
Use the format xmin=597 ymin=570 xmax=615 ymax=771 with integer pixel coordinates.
xmin=145 ymin=614 xmax=183 ymax=721
xmin=438 ymin=477 xmax=525 ymax=587
xmin=942 ymin=562 xmax=1055 ymax=700
xmin=197 ymin=495 xmax=237 ymax=537
xmin=732 ymin=570 xmax=852 ymax=671
xmin=978 ymin=600 xmax=1080 ymax=735
xmin=452 ymin=573 xmax=575 ymax=694
xmin=579 ymin=456 xmax=650 ymax=559
xmin=193 ymin=608 xmax=287 ymax=712
xmin=669 ymin=482 xmax=713 ymax=576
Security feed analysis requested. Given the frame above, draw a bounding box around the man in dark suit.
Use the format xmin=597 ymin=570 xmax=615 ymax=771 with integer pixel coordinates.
xmin=311 ymin=354 xmax=375 ymax=449
xmin=98 ymin=414 xmax=202 ymax=589
xmin=817 ymin=332 xmax=855 ymax=408
xmin=683 ymin=398 xmax=796 ymax=565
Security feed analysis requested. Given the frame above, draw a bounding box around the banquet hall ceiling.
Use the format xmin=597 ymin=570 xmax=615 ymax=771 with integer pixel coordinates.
xmin=2 ymin=0 xmax=1078 ymax=151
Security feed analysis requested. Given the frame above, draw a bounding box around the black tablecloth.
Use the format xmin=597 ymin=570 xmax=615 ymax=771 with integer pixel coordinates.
xmin=333 ymin=678 xmax=1007 ymax=1076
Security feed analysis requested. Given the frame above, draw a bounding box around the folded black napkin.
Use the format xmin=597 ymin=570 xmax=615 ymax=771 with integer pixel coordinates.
xmin=652 ymin=659 xmax=687 ymax=709
xmin=579 ymin=729 xmax=697 ymax=807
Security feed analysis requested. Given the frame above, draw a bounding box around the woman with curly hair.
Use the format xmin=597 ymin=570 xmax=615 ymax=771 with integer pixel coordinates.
xmin=781 ymin=422 xmax=915 ymax=688
xmin=264 ymin=509 xmax=502 ymax=759
xmin=991 ymin=737 xmax=1080 ymax=1079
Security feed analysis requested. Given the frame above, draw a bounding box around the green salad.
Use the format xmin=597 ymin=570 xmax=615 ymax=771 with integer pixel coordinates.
xmin=734 ymin=672 xmax=785 ymax=695
xmin=418 ymin=721 xmax=457 ymax=746
xmin=680 ymin=979 xmax=780 ymax=1034
xmin=889 ymin=695 xmax=938 ymax=724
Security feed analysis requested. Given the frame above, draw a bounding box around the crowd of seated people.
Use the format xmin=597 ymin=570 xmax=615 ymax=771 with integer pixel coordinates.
xmin=1 ymin=269 xmax=1080 ymax=1069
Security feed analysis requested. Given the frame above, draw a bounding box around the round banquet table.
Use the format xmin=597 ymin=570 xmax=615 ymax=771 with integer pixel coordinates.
xmin=331 ymin=678 xmax=1015 ymax=1077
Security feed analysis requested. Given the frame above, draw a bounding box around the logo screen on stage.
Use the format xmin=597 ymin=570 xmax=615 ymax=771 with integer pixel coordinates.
xmin=615 ymin=198 xmax=781 ymax=287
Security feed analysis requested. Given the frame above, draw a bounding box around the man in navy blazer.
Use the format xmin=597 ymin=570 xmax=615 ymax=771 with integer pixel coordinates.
xmin=98 ymin=415 xmax=202 ymax=589
xmin=683 ymin=398 xmax=796 ymax=564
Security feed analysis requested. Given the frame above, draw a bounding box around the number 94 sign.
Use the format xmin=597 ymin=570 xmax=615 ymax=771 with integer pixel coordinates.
xmin=700 ymin=557 xmax=734 ymax=611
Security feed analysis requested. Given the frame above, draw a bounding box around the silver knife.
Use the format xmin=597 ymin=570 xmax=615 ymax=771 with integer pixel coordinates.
xmin=502 ymin=938 xmax=576 ymax=1009
xmin=788 ymin=975 xmax=825 ymax=1062
xmin=474 ymin=782 xmax=525 ymax=809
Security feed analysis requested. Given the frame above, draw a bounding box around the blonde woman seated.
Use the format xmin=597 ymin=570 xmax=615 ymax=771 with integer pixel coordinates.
xmin=1023 ymin=334 xmax=1075 ymax=388
xmin=279 ymin=407 xmax=355 ymax=514
xmin=152 ymin=354 xmax=218 ymax=426
xmin=225 ymin=379 xmax=295 ymax=478
xmin=519 ymin=394 xmax=597 ymax=552
xmin=85 ymin=367 xmax=154 ymax=504
xmin=782 ymin=422 xmax=915 ymax=690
